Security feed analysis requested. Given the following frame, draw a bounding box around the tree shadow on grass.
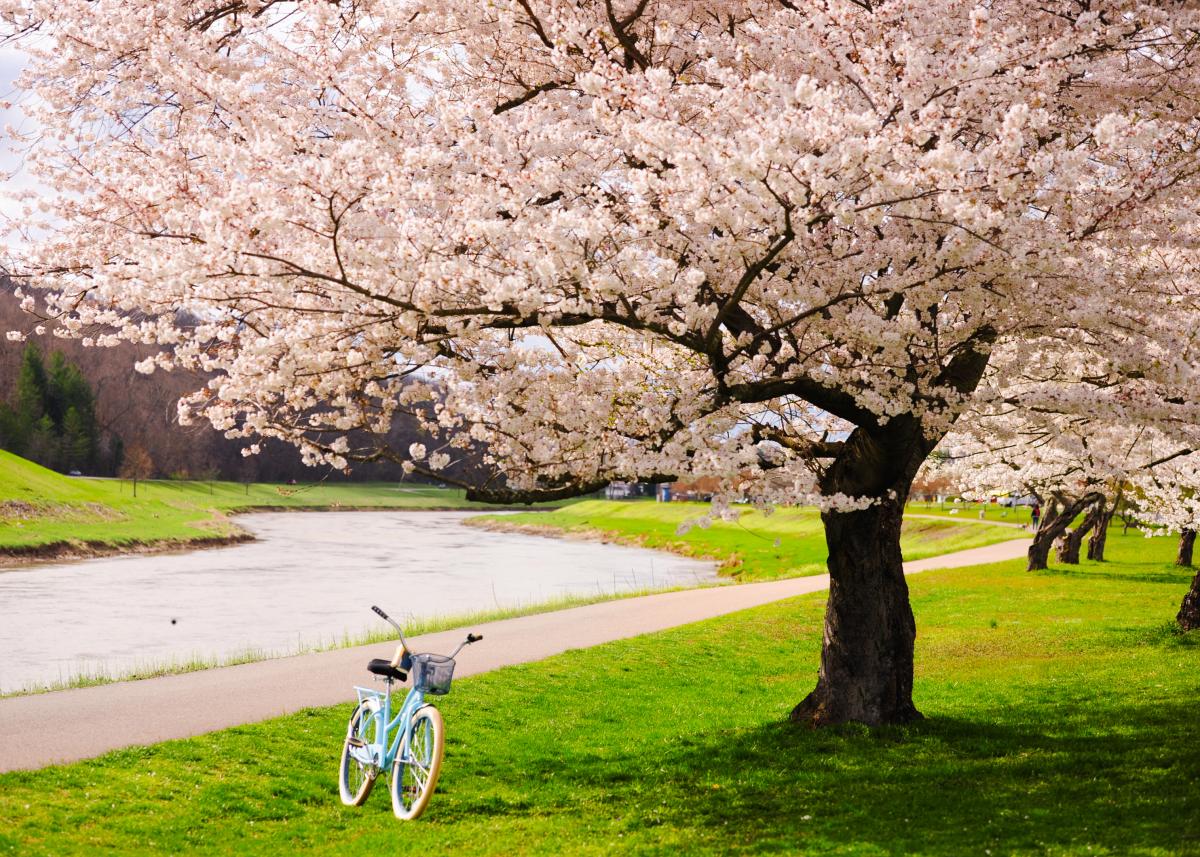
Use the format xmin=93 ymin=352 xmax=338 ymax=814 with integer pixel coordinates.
xmin=537 ymin=701 xmax=1200 ymax=855
xmin=1033 ymin=565 xmax=1191 ymax=586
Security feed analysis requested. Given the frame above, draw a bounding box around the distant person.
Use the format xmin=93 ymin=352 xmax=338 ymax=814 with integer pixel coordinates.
xmin=1031 ymin=503 xmax=1041 ymax=531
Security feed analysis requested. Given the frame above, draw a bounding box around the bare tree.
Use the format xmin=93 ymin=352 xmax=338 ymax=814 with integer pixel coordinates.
xmin=119 ymin=444 xmax=154 ymax=498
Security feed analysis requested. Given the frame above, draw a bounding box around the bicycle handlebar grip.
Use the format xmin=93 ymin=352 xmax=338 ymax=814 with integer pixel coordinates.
xmin=372 ymin=605 xmax=390 ymax=621
xmin=467 ymin=633 xmax=483 ymax=643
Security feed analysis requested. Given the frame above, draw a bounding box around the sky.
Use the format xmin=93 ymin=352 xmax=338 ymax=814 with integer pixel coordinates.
xmin=0 ymin=45 xmax=41 ymax=244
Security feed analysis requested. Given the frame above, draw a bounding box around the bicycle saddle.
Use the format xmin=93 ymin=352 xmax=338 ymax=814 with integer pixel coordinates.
xmin=367 ymin=658 xmax=407 ymax=682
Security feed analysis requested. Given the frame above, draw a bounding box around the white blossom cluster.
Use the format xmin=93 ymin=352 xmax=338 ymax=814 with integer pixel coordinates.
xmin=4 ymin=1 xmax=1200 ymax=504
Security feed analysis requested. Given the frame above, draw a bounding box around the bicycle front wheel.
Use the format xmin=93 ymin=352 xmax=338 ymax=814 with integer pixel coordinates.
xmin=339 ymin=700 xmax=380 ymax=806
xmin=391 ymin=704 xmax=445 ymax=820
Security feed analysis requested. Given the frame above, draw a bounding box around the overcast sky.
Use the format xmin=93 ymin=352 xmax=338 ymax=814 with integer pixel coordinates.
xmin=0 ymin=45 xmax=41 ymax=244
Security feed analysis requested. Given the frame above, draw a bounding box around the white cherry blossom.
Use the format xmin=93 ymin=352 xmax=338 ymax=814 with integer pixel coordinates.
xmin=6 ymin=0 xmax=1200 ymax=725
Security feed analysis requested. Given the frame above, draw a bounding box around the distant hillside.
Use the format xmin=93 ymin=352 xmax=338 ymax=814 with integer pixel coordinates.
xmin=0 ymin=282 xmax=486 ymax=483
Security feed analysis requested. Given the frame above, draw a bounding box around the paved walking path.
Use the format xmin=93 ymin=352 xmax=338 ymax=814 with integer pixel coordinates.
xmin=0 ymin=538 xmax=1030 ymax=773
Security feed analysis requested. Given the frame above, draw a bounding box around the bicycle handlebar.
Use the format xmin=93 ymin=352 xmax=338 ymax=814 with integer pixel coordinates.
xmin=371 ymin=604 xmax=409 ymax=648
xmin=373 ymin=605 xmax=483 ymax=657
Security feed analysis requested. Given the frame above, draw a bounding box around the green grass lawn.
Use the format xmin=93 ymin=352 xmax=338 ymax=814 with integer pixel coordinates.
xmin=3 ymin=531 xmax=1195 ymax=855
xmin=0 ymin=450 xmax=526 ymax=553
xmin=474 ymin=499 xmax=1025 ymax=581
xmin=906 ymin=500 xmax=1034 ymax=525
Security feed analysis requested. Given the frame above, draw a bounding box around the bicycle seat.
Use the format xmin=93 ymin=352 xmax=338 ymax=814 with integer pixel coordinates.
xmin=367 ymin=658 xmax=407 ymax=682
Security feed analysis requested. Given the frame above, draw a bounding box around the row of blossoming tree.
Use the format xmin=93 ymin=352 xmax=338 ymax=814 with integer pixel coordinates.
xmin=5 ymin=0 xmax=1200 ymax=726
xmin=935 ymin=411 xmax=1200 ymax=631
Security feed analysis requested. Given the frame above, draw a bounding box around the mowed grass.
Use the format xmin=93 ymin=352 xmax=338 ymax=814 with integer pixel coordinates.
xmin=2 ymin=531 xmax=1196 ymax=855
xmin=475 ymin=499 xmax=1025 ymax=580
xmin=0 ymin=450 xmax=525 ymax=552
xmin=906 ymin=500 xmax=1036 ymax=525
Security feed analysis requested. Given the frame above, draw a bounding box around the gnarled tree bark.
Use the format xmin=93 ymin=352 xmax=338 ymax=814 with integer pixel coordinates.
xmin=1027 ymin=491 xmax=1105 ymax=571
xmin=790 ymin=421 xmax=930 ymax=727
xmin=1177 ymin=529 xmax=1196 ymax=568
xmin=1178 ymin=570 xmax=1200 ymax=633
xmin=790 ymin=333 xmax=994 ymax=727
xmin=1057 ymin=503 xmax=1101 ymax=565
xmin=1173 ymin=531 xmax=1199 ymax=632
xmin=1086 ymin=489 xmax=1121 ymax=562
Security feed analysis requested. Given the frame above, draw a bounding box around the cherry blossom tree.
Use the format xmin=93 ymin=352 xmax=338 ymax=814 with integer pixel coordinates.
xmin=1127 ymin=452 xmax=1200 ymax=631
xmin=941 ymin=417 xmax=1151 ymax=570
xmin=6 ymin=1 xmax=1200 ymax=725
xmin=944 ymin=408 xmax=1200 ymax=626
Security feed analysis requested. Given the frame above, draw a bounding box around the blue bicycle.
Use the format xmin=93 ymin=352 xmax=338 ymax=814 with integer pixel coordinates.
xmin=338 ymin=605 xmax=482 ymax=820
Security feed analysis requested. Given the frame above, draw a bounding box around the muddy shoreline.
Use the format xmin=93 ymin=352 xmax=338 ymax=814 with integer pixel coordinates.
xmin=0 ymin=533 xmax=255 ymax=568
xmin=464 ymin=515 xmax=736 ymax=574
xmin=0 ymin=505 xmax=544 ymax=569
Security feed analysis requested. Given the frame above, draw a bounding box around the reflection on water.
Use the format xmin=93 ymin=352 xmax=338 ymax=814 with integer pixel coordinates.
xmin=0 ymin=511 xmax=717 ymax=693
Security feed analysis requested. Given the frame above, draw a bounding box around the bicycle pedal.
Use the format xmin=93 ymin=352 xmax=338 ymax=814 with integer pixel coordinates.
xmin=347 ymin=737 xmax=366 ymax=749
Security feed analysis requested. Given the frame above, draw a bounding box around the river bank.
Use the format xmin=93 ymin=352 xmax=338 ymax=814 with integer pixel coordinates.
xmin=469 ymin=499 xmax=1027 ymax=582
xmin=0 ymin=503 xmax=565 ymax=569
xmin=0 ymin=449 xmax=559 ymax=566
xmin=0 ymin=510 xmax=717 ymax=695
xmin=0 ymin=530 xmax=254 ymax=568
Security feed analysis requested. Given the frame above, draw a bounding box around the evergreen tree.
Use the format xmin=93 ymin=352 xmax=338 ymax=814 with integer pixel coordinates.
xmin=25 ymin=414 xmax=58 ymax=471
xmin=0 ymin=402 xmax=19 ymax=453
xmin=49 ymin=354 xmax=98 ymax=469
xmin=14 ymin=344 xmax=48 ymax=449
xmin=2 ymin=343 xmax=102 ymax=473
xmin=61 ymin=406 xmax=94 ymax=471
xmin=44 ymin=351 xmax=70 ymax=428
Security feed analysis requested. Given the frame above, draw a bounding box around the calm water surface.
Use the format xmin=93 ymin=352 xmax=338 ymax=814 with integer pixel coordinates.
xmin=0 ymin=511 xmax=717 ymax=693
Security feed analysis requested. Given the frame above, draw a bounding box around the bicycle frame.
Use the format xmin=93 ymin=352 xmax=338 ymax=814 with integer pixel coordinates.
xmin=349 ymin=681 xmax=426 ymax=772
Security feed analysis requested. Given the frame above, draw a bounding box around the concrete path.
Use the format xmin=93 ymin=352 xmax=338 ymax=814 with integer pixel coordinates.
xmin=0 ymin=537 xmax=1030 ymax=773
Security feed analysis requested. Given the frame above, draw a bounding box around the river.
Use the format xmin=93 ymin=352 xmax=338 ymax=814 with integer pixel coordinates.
xmin=0 ymin=511 xmax=717 ymax=694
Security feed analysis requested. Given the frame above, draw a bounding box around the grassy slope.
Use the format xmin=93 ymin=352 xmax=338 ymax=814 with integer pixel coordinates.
xmin=0 ymin=450 xmax=513 ymax=552
xmin=474 ymin=499 xmax=1025 ymax=581
xmin=4 ymin=532 xmax=1196 ymax=855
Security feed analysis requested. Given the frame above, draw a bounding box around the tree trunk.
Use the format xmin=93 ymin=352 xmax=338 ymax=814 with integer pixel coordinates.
xmin=1178 ymin=565 xmax=1200 ymax=633
xmin=1057 ymin=504 xmax=1100 ymax=565
xmin=792 ymin=489 xmax=921 ymax=726
xmin=790 ymin=333 xmax=994 ymax=728
xmin=1027 ymin=492 xmax=1104 ymax=571
xmin=791 ymin=425 xmax=929 ymax=727
xmin=1086 ymin=492 xmax=1118 ymax=562
xmin=1177 ymin=529 xmax=1196 ymax=568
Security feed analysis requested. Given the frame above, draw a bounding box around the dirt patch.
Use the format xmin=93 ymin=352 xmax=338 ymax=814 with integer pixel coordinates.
xmin=0 ymin=500 xmax=126 ymax=524
xmin=465 ymin=517 xmax=604 ymax=540
xmin=0 ymin=532 xmax=255 ymax=568
xmin=0 ymin=500 xmax=41 ymax=519
xmin=81 ymin=502 xmax=124 ymax=521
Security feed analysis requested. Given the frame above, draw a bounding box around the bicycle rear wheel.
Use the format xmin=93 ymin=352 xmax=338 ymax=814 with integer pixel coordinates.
xmin=390 ymin=705 xmax=445 ymax=820
xmin=339 ymin=700 xmax=380 ymax=806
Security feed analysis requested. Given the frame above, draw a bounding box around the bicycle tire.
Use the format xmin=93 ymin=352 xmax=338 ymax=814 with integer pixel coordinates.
xmin=390 ymin=704 xmax=445 ymax=820
xmin=338 ymin=700 xmax=379 ymax=806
